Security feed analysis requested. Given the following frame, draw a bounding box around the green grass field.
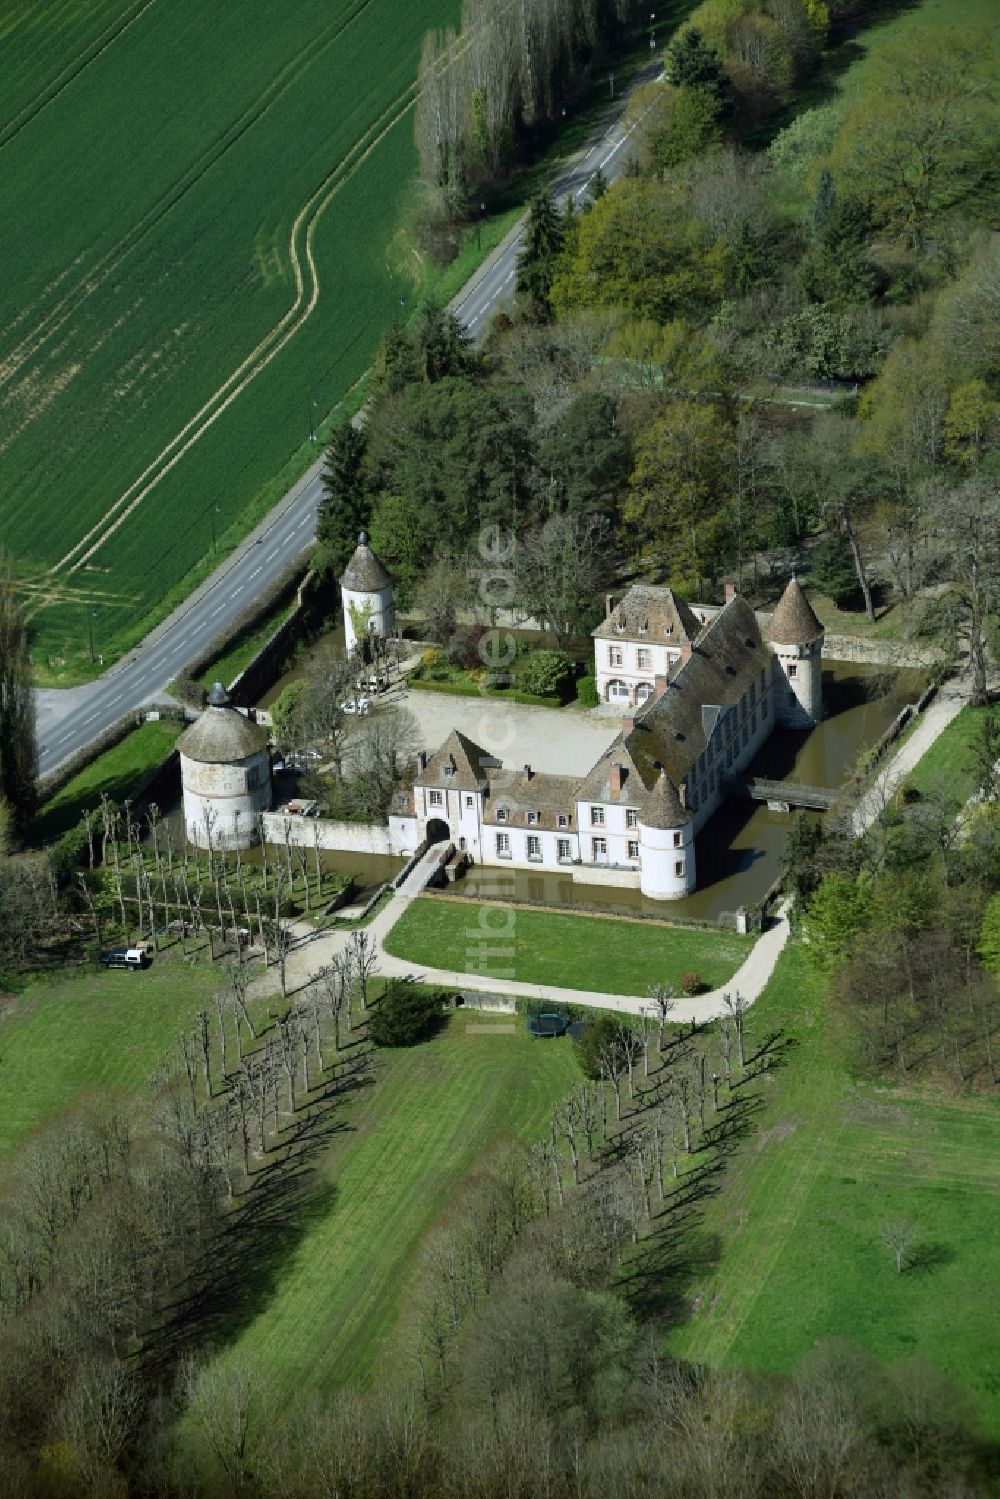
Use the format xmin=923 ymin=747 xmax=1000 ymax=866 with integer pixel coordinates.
xmin=2 ymin=0 xmax=463 ymax=671
xmin=905 ymin=705 xmax=992 ymax=804
xmin=385 ymin=895 xmax=750 ymax=995
xmin=670 ymin=944 xmax=1000 ymax=1434
xmin=30 ymin=718 xmax=181 ymax=844
xmin=214 ymin=1008 xmax=580 ymax=1392
xmin=0 ymin=952 xmax=242 ymax=1160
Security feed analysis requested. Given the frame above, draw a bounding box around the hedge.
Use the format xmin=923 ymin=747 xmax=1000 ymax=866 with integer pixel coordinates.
xmin=407 ymin=677 xmax=562 ymax=709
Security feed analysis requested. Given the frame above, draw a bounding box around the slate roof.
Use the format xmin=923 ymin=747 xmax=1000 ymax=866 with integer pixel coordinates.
xmin=593 ymin=585 xmax=701 ymax=644
xmin=767 ymin=577 xmax=824 ymax=646
xmin=340 ymin=531 xmax=393 ymax=592
xmin=484 ymin=769 xmax=578 ymax=830
xmin=573 ymin=743 xmax=650 ymax=807
xmin=178 ymin=690 xmax=270 ymax=765
xmin=416 ymin=729 xmax=498 ymax=791
xmin=642 ymin=770 xmax=693 ymax=829
xmin=619 ymin=594 xmax=772 ymax=791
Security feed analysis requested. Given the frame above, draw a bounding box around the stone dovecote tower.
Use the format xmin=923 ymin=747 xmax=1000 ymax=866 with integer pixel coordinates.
xmin=767 ymin=577 xmax=824 ymax=727
xmin=339 ymin=531 xmax=394 ymax=659
xmin=177 ymin=682 xmax=271 ymax=849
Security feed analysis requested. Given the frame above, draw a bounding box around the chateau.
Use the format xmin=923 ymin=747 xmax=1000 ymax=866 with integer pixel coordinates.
xmin=179 ymin=532 xmax=826 ymax=900
xmin=387 ymin=573 xmax=825 ymax=901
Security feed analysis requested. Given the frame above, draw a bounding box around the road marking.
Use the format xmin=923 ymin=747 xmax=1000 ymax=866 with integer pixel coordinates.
xmin=209 ymin=602 xmax=226 ymax=618
xmin=248 ymin=566 xmax=263 ymax=580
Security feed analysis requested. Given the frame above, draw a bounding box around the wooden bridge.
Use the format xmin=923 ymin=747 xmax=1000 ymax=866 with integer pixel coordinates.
xmin=728 ymin=776 xmax=837 ymax=811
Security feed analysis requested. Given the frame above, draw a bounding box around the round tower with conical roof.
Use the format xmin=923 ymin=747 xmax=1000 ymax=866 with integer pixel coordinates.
xmin=177 ymin=683 xmax=272 ymax=849
xmin=768 ymin=577 xmax=824 ymax=728
xmin=639 ymin=770 xmax=696 ymax=900
xmin=339 ymin=531 xmax=394 ymax=659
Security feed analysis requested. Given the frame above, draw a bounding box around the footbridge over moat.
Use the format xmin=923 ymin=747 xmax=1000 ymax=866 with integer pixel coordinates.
xmin=727 ymin=776 xmax=838 ymax=811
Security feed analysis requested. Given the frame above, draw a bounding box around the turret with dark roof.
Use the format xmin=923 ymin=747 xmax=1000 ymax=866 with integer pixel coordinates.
xmin=340 ymin=531 xmax=393 ymax=592
xmin=641 ymin=770 xmax=692 ymax=829
xmin=767 ymin=577 xmax=824 ymax=646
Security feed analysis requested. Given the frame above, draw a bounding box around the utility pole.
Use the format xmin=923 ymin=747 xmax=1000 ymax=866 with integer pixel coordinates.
xmin=88 ymin=608 xmax=96 ymax=663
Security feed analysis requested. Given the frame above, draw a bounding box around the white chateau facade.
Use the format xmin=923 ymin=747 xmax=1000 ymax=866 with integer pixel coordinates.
xmin=180 ymin=526 xmax=826 ymax=900
xmin=386 ymin=574 xmax=825 ymax=900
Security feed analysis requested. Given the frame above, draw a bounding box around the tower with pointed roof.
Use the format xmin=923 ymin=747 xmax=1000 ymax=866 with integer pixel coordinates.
xmin=339 ymin=531 xmax=394 ymax=658
xmin=638 ymin=769 xmax=696 ymax=900
xmin=767 ymin=577 xmax=824 ymax=728
xmin=177 ymin=683 xmax=272 ymax=849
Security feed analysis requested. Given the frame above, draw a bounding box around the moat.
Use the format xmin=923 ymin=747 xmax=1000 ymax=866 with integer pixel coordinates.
xmin=444 ymin=660 xmax=926 ymax=923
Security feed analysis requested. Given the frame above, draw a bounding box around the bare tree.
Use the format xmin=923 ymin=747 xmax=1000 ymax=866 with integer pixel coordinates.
xmin=347 ymin=930 xmax=379 ymax=1011
xmin=648 ymin=982 xmax=677 ymax=1054
xmin=880 ymin=1218 xmax=918 ymax=1274
xmin=722 ymin=990 xmax=750 ymax=1069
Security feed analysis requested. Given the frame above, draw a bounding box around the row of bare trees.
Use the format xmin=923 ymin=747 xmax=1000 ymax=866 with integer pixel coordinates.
xmin=416 ymin=0 xmax=636 ymax=213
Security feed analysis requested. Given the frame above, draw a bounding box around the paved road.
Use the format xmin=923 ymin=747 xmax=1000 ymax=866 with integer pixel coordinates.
xmin=36 ymin=68 xmax=659 ymax=779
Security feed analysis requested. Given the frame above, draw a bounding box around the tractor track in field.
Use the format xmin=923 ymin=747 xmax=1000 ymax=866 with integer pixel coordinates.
xmin=22 ymin=0 xmax=538 ymax=609
xmin=0 ymin=0 xmax=159 ymax=153
xmin=21 ymin=81 xmax=419 ymax=616
xmin=0 ymin=0 xmax=377 ymax=390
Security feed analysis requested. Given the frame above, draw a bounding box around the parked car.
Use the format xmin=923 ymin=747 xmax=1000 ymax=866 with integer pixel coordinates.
xmin=99 ymin=947 xmax=149 ymax=971
xmin=357 ymin=675 xmax=389 ymax=694
xmin=340 ymin=697 xmax=372 ymax=715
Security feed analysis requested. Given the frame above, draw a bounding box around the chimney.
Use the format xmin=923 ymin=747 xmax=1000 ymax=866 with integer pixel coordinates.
xmin=622 ymin=716 xmax=635 ymax=737
xmin=523 ymin=764 xmax=533 ymax=780
xmin=654 ymin=673 xmax=667 ymax=700
xmin=724 ymin=581 xmax=737 ymax=604
xmin=610 ymin=764 xmax=623 ymax=795
xmin=680 ymin=641 xmax=693 ymax=665
xmin=417 ymin=750 xmax=428 ymax=772
xmin=605 ymin=593 xmax=614 ymax=619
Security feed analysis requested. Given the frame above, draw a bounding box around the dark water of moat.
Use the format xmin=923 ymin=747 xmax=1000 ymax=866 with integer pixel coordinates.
xmin=448 ymin=661 xmax=926 ymax=923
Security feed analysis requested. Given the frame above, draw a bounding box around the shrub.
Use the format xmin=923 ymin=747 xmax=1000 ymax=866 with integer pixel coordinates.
xmin=573 ymin=1013 xmax=636 ymax=1080
xmin=368 ymin=977 xmax=445 ymax=1046
xmin=576 ymin=674 xmax=599 ymax=708
xmin=48 ymin=821 xmax=90 ymax=885
xmin=514 ymin=649 xmax=575 ymax=700
xmin=679 ymin=971 xmax=707 ymax=996
xmin=417 ymin=648 xmax=444 ymax=676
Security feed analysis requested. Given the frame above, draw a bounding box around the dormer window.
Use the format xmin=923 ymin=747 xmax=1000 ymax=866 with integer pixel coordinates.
xmin=527 ymin=811 xmax=539 ymax=826
xmin=496 ymin=807 xmax=508 ymax=822
xmin=637 ymin=622 xmax=647 ymax=635
xmin=557 ymin=813 xmax=568 ymax=828
xmin=443 ymin=765 xmax=454 ymax=778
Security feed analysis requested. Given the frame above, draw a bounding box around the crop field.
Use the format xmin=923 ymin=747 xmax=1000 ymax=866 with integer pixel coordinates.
xmin=1 ymin=0 xmax=460 ymax=667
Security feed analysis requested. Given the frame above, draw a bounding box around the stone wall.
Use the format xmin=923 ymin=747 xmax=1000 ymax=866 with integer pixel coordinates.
xmin=820 ymin=633 xmax=944 ymax=668
xmin=261 ymin=812 xmax=405 ymax=856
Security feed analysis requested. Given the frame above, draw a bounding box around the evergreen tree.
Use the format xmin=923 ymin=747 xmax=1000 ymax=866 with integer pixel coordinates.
xmin=315 ymin=424 xmax=370 ymax=581
xmin=666 ymin=28 xmax=731 ymax=110
xmin=517 ymin=191 xmax=566 ymax=314
xmin=801 ymin=195 xmax=879 ymax=306
xmin=412 ymin=298 xmax=474 ymax=382
xmin=811 ymin=167 xmax=837 ymax=240
xmin=0 ymin=557 xmax=37 ymax=826
xmin=810 ymin=531 xmax=858 ymax=607
xmin=587 ymin=167 xmax=608 ymax=203
xmin=371 ymin=319 xmax=417 ymax=401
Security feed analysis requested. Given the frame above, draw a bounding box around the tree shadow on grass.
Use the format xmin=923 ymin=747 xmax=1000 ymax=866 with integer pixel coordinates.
xmin=143 ymin=1048 xmax=375 ymax=1380
xmin=905 ymin=1241 xmax=956 ymax=1276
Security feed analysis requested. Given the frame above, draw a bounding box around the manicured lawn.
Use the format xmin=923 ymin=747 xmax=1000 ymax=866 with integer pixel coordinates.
xmin=906 ymin=704 xmax=993 ymax=804
xmin=0 ymin=952 xmax=244 ymax=1159
xmin=31 ymin=719 xmax=182 ymax=844
xmin=385 ymin=896 xmax=750 ymax=995
xmin=217 ymin=1006 xmax=580 ymax=1391
xmin=670 ymin=944 xmax=1000 ymax=1435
